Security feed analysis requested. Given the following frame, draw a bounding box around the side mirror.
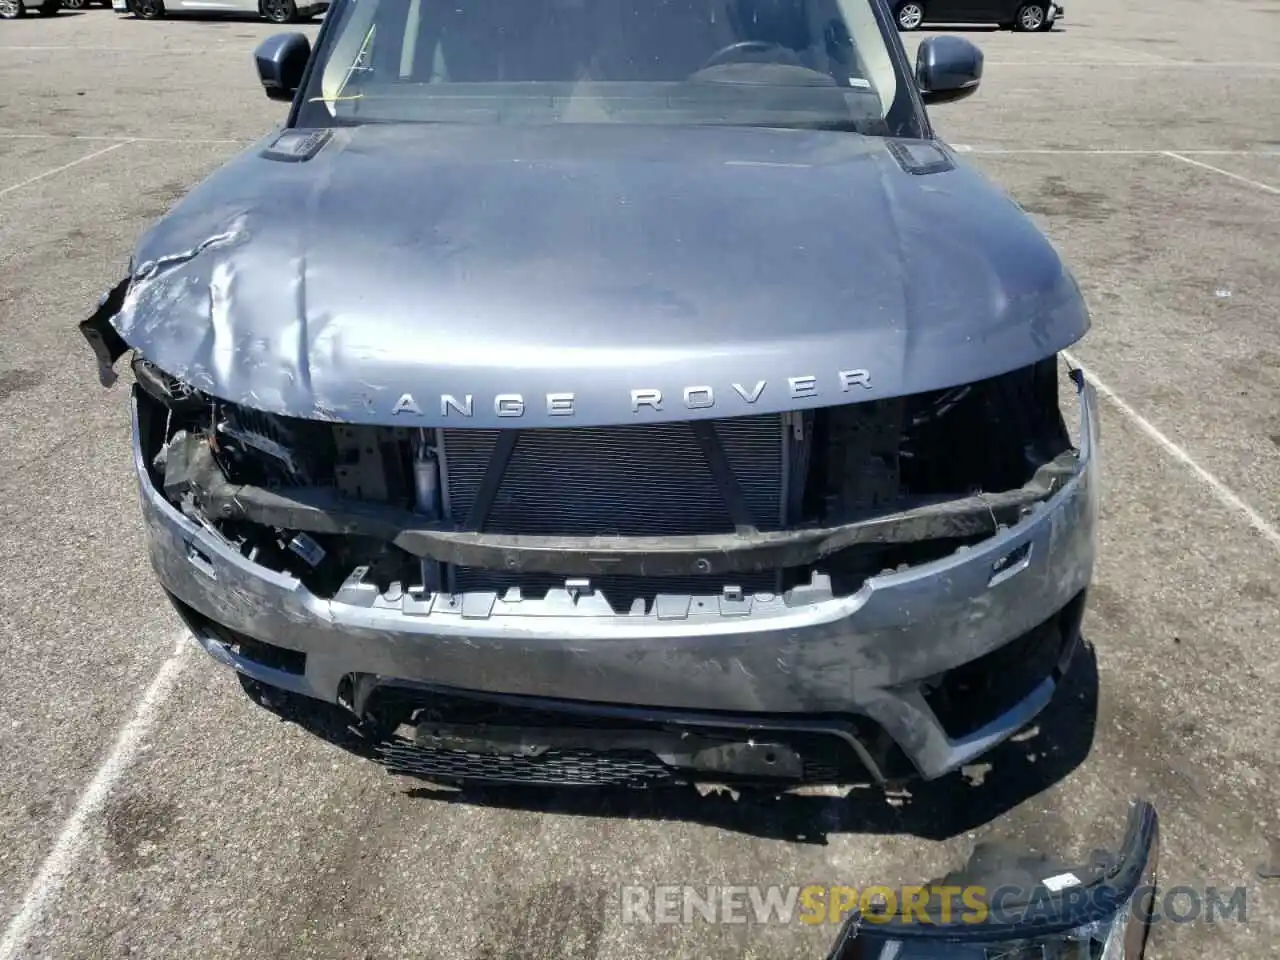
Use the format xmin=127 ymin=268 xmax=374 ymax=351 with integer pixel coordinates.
xmin=255 ymin=33 xmax=312 ymax=103
xmin=915 ymin=36 xmax=983 ymax=105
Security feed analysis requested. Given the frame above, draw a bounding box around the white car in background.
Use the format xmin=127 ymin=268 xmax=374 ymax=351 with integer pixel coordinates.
xmin=0 ymin=0 xmax=62 ymax=17
xmin=112 ymin=0 xmax=325 ymax=22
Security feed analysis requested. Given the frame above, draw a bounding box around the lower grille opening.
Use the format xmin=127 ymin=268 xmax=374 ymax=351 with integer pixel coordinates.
xmin=379 ymin=742 xmax=680 ymax=788
xmin=361 ymin=685 xmax=879 ymax=788
xmin=168 ymin=593 xmax=307 ymax=676
xmin=922 ymin=590 xmax=1086 ymax=740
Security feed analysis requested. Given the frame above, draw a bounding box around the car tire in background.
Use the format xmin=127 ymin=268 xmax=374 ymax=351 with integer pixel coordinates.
xmin=1015 ymin=2 xmax=1048 ymax=30
xmin=38 ymin=0 xmax=61 ymax=13
xmin=260 ymin=0 xmax=297 ymax=23
xmin=0 ymin=0 xmax=24 ymax=16
xmin=895 ymin=0 xmax=924 ymax=30
xmin=132 ymin=0 xmax=162 ymax=16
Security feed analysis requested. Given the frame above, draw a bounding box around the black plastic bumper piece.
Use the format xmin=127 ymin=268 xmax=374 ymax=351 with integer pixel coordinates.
xmin=78 ymin=276 xmax=131 ymax=388
xmin=163 ymin=431 xmax=1079 ymax=578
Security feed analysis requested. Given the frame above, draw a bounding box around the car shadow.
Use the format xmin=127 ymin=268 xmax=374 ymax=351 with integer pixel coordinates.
xmin=915 ymin=24 xmax=1003 ymax=32
xmin=128 ymin=9 xmax=322 ymax=21
xmin=914 ymin=24 xmax=1069 ymax=33
xmin=241 ymin=640 xmax=1099 ymax=845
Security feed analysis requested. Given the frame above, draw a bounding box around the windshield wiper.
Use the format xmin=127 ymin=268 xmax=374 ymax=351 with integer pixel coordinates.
xmin=713 ymin=118 xmax=869 ymax=134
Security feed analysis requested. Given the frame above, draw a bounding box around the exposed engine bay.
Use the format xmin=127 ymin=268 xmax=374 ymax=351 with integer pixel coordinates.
xmin=131 ymin=349 xmax=1078 ymax=613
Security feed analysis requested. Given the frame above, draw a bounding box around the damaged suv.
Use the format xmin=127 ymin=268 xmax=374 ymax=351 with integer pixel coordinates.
xmin=82 ymin=0 xmax=1099 ymax=790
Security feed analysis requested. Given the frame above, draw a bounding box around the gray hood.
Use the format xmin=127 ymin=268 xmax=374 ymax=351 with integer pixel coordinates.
xmin=115 ymin=122 xmax=1089 ymax=427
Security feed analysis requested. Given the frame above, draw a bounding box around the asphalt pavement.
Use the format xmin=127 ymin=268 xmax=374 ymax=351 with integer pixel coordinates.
xmin=0 ymin=2 xmax=1278 ymax=957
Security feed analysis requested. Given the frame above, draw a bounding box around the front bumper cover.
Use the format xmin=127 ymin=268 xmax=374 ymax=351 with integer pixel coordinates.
xmin=138 ymin=373 xmax=1099 ymax=782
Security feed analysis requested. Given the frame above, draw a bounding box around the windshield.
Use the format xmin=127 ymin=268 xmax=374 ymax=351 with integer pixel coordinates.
xmin=296 ymin=0 xmax=923 ymax=137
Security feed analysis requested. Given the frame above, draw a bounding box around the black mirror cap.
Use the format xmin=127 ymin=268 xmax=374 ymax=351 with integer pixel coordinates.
xmin=255 ymin=33 xmax=312 ymax=103
xmin=916 ymin=35 xmax=983 ymax=105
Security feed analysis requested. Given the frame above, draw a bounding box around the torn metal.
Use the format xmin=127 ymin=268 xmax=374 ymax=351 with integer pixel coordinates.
xmin=128 ymin=340 xmax=1083 ymax=605
xmin=79 ymin=277 xmax=131 ymax=388
xmin=157 ymin=424 xmax=1077 ymax=578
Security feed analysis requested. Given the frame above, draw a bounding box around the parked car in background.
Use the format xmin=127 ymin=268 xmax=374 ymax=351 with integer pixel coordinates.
xmin=894 ymin=0 xmax=1062 ymax=30
xmin=62 ymin=0 xmax=115 ymax=8
xmin=0 ymin=0 xmax=62 ymax=17
xmin=112 ymin=0 xmax=325 ymax=22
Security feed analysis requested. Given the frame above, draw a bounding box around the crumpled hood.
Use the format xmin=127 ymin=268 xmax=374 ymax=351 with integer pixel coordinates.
xmin=115 ymin=122 xmax=1089 ymax=427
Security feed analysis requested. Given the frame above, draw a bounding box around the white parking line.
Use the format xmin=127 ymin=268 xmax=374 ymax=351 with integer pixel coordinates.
xmin=1163 ymin=151 xmax=1280 ymax=195
xmin=0 ymin=634 xmax=191 ymax=960
xmin=952 ymin=146 xmax=1280 ymax=156
xmin=984 ymin=60 xmax=1280 ymax=68
xmin=0 ymin=45 xmax=259 ymax=52
xmin=0 ymin=133 xmax=247 ymax=145
xmin=0 ymin=141 xmax=131 ymax=200
xmin=1064 ymin=351 xmax=1280 ymax=553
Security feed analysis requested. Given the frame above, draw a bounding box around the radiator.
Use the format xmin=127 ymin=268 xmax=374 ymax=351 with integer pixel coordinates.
xmin=437 ymin=413 xmax=790 ymax=604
